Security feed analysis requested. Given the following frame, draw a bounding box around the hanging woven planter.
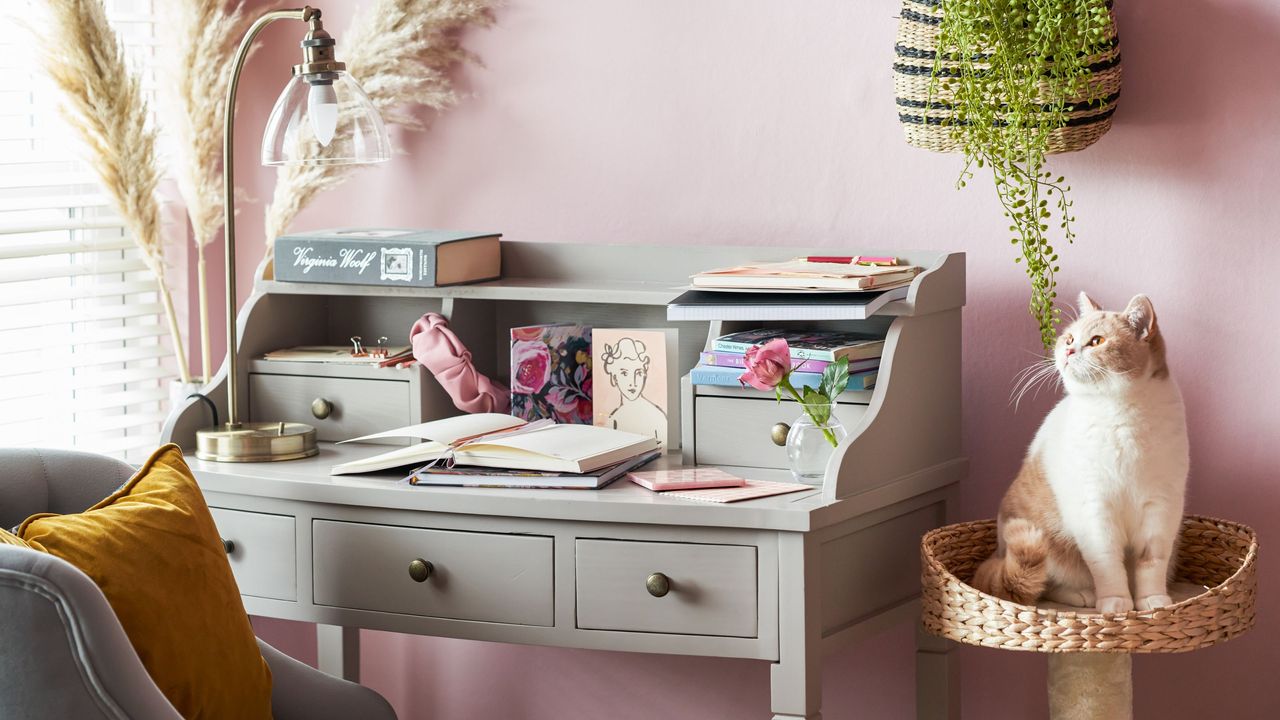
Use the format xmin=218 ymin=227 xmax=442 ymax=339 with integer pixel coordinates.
xmin=893 ymin=0 xmax=1123 ymax=154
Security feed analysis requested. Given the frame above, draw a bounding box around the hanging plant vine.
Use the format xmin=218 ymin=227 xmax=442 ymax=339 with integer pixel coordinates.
xmin=928 ymin=0 xmax=1115 ymax=349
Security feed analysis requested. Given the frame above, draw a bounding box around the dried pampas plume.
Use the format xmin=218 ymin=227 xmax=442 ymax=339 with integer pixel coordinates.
xmin=159 ymin=0 xmax=251 ymax=382
xmin=263 ymin=0 xmax=495 ymax=249
xmin=41 ymin=0 xmax=192 ymax=383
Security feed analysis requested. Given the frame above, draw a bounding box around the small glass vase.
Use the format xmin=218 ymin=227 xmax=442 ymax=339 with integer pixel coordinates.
xmin=785 ymin=406 xmax=847 ymax=485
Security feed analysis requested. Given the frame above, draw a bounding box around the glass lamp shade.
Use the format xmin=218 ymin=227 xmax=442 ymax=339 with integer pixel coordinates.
xmin=261 ymin=72 xmax=391 ymax=166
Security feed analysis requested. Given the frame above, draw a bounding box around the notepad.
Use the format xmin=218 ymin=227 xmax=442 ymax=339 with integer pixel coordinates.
xmin=665 ymin=479 xmax=816 ymax=503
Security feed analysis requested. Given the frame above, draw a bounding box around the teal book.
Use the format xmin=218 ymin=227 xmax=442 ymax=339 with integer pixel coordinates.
xmin=689 ymin=364 xmax=877 ymax=392
xmin=274 ymin=228 xmax=501 ymax=287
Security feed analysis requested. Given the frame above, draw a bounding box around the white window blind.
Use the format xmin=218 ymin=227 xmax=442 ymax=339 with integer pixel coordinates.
xmin=0 ymin=0 xmax=174 ymax=461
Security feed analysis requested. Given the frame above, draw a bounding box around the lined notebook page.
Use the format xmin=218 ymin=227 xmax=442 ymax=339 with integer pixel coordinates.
xmin=666 ymin=479 xmax=814 ymax=503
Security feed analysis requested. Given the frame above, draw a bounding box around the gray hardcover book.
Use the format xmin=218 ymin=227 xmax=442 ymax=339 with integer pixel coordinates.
xmin=274 ymin=228 xmax=502 ymax=287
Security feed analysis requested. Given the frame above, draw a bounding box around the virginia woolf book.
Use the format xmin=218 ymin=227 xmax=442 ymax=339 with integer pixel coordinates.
xmin=330 ymin=414 xmax=658 ymax=476
xmin=274 ymin=228 xmax=501 ymax=287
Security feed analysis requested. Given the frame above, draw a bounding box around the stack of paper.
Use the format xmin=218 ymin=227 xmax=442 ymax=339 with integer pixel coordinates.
xmin=691 ymin=257 xmax=920 ymax=292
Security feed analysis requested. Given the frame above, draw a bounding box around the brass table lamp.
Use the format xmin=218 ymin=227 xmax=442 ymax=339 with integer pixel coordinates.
xmin=196 ymin=6 xmax=390 ymax=462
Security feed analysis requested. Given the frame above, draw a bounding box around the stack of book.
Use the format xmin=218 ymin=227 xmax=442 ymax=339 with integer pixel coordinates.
xmin=330 ymin=414 xmax=661 ymax=489
xmin=691 ymin=329 xmax=883 ymax=392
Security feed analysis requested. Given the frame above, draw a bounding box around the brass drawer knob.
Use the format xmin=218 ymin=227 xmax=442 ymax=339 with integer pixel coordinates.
xmin=408 ymin=558 xmax=434 ymax=583
xmin=222 ymin=538 xmax=235 ymax=555
xmin=311 ymin=397 xmax=334 ymax=420
xmin=646 ymin=572 xmax=671 ymax=598
xmin=770 ymin=422 xmax=790 ymax=446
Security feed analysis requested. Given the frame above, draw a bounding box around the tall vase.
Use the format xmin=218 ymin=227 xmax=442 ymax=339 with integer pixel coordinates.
xmin=784 ymin=403 xmax=847 ymax=485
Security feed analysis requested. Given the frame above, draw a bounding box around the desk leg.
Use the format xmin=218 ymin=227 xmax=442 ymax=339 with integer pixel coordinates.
xmin=770 ymin=533 xmax=822 ymax=720
xmin=316 ymin=624 xmax=360 ymax=684
xmin=916 ymin=626 xmax=959 ymax=720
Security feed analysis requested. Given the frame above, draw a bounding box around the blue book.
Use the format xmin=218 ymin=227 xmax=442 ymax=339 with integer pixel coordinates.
xmin=689 ymin=364 xmax=877 ymax=392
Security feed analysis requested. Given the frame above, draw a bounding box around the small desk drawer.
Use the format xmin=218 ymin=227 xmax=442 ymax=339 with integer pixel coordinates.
xmin=249 ymin=373 xmax=411 ymax=444
xmin=694 ymin=396 xmax=867 ymax=470
xmin=312 ymin=520 xmax=554 ymax=626
xmin=576 ymin=539 xmax=757 ymax=638
xmin=209 ymin=508 xmax=296 ymax=601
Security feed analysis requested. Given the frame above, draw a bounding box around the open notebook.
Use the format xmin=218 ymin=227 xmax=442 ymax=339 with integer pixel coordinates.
xmin=330 ymin=413 xmax=659 ymax=476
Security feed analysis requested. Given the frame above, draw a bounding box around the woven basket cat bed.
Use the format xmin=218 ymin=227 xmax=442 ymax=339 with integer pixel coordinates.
xmin=920 ymin=515 xmax=1257 ymax=719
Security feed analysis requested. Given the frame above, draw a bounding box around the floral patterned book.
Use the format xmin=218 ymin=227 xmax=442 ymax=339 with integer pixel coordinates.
xmin=510 ymin=323 xmax=593 ymax=424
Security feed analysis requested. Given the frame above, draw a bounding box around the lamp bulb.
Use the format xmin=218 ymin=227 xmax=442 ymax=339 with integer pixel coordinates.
xmin=307 ymin=83 xmax=338 ymax=147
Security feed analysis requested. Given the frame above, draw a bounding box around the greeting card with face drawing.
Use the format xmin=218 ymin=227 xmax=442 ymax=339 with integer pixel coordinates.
xmin=591 ymin=328 xmax=679 ymax=448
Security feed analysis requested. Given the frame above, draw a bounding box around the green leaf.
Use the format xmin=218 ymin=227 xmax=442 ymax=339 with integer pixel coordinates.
xmin=819 ymin=357 xmax=850 ymax=403
xmin=802 ymin=386 xmax=832 ymax=426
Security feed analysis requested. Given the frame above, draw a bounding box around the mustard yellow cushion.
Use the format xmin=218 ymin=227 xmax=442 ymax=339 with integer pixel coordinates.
xmin=18 ymin=444 xmax=272 ymax=719
xmin=0 ymin=528 xmax=30 ymax=547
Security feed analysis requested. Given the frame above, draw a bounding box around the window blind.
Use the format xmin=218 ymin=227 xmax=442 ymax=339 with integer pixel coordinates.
xmin=0 ymin=0 xmax=174 ymax=461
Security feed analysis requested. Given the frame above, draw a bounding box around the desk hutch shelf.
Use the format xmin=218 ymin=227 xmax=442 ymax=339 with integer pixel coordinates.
xmin=162 ymin=242 xmax=967 ymax=720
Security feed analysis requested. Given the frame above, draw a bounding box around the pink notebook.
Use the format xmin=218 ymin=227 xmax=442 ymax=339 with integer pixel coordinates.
xmin=628 ymin=468 xmax=746 ymax=492
xmin=666 ymin=479 xmax=814 ymax=503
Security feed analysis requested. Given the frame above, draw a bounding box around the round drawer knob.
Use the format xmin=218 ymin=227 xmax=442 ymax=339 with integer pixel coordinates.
xmin=770 ymin=422 xmax=791 ymax=446
xmin=311 ymin=397 xmax=334 ymax=420
xmin=408 ymin=558 xmax=434 ymax=583
xmin=222 ymin=538 xmax=235 ymax=555
xmin=646 ymin=572 xmax=671 ymax=598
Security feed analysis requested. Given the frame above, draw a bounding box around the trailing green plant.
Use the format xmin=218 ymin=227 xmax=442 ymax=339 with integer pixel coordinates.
xmin=928 ymin=0 xmax=1114 ymax=349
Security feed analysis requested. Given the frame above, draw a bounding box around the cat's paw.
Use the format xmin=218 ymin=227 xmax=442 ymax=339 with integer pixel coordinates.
xmin=1077 ymin=588 xmax=1097 ymax=608
xmin=1098 ymin=595 xmax=1134 ymax=614
xmin=1136 ymin=594 xmax=1172 ymax=611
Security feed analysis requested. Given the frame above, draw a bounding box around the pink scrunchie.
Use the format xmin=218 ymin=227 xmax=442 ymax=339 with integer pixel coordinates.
xmin=410 ymin=312 xmax=510 ymax=413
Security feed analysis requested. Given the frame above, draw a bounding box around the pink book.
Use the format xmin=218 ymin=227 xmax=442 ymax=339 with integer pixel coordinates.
xmin=628 ymin=468 xmax=747 ymax=492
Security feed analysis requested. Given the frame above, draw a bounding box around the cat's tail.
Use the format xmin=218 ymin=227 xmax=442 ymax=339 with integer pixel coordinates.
xmin=971 ymin=518 xmax=1048 ymax=604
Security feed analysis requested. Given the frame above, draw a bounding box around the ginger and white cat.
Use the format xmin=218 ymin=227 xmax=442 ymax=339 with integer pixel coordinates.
xmin=973 ymin=292 xmax=1189 ymax=613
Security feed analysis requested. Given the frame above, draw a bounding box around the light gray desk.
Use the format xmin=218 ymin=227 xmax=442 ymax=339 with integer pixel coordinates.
xmin=164 ymin=242 xmax=967 ymax=719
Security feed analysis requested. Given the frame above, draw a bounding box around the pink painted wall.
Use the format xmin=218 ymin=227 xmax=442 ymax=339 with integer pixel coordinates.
xmin=205 ymin=1 xmax=1280 ymax=717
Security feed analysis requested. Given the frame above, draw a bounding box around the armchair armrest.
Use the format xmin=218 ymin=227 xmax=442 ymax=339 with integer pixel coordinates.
xmin=0 ymin=544 xmax=182 ymax=720
xmin=258 ymin=639 xmax=397 ymax=720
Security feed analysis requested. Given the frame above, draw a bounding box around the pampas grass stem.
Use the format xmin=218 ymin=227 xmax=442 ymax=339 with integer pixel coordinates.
xmin=161 ymin=0 xmax=250 ymax=383
xmin=41 ymin=0 xmax=192 ymax=384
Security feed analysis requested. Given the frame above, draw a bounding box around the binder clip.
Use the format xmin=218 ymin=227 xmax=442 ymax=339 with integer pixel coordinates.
xmin=349 ymin=336 xmax=391 ymax=359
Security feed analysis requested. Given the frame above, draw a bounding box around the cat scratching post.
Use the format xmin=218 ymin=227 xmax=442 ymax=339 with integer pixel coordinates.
xmin=920 ymin=516 xmax=1257 ymax=718
xmin=1047 ymin=654 xmax=1131 ymax=720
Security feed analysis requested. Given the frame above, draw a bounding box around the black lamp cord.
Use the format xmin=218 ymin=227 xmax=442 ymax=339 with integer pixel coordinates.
xmin=185 ymin=393 xmax=219 ymax=428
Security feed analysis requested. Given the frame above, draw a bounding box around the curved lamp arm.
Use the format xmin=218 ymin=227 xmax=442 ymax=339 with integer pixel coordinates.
xmin=220 ymin=7 xmax=314 ymax=428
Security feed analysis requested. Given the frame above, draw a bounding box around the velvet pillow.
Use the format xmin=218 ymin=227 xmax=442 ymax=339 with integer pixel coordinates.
xmin=18 ymin=444 xmax=272 ymax=719
xmin=0 ymin=528 xmax=29 ymax=547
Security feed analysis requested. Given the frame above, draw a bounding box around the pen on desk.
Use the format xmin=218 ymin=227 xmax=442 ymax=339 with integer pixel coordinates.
xmin=805 ymin=255 xmax=898 ymax=266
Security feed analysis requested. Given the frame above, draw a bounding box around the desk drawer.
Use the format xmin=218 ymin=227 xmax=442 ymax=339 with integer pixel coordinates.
xmin=694 ymin=396 xmax=867 ymax=469
xmin=249 ymin=373 xmax=411 ymax=444
xmin=576 ymin=539 xmax=757 ymax=637
xmin=312 ymin=520 xmax=554 ymax=626
xmin=209 ymin=508 xmax=296 ymax=601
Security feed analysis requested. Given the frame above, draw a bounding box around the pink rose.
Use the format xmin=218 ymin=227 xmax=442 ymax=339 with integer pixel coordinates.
xmin=739 ymin=338 xmax=791 ymax=391
xmin=511 ymin=340 xmax=551 ymax=394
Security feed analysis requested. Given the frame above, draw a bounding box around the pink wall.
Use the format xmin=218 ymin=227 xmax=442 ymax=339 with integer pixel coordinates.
xmin=207 ymin=1 xmax=1280 ymax=717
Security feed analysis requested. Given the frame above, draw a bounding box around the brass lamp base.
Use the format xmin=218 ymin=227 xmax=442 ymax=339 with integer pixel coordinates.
xmin=196 ymin=422 xmax=319 ymax=462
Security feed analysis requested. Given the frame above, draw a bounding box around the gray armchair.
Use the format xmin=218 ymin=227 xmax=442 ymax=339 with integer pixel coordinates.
xmin=0 ymin=448 xmax=396 ymax=720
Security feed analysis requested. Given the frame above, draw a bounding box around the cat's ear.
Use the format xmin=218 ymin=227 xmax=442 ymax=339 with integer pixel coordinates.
xmin=1123 ymin=295 xmax=1158 ymax=340
xmin=1077 ymin=291 xmax=1103 ymax=314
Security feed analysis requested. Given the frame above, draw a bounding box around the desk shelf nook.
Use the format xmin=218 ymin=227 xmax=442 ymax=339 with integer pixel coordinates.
xmin=161 ymin=242 xmax=968 ymax=720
